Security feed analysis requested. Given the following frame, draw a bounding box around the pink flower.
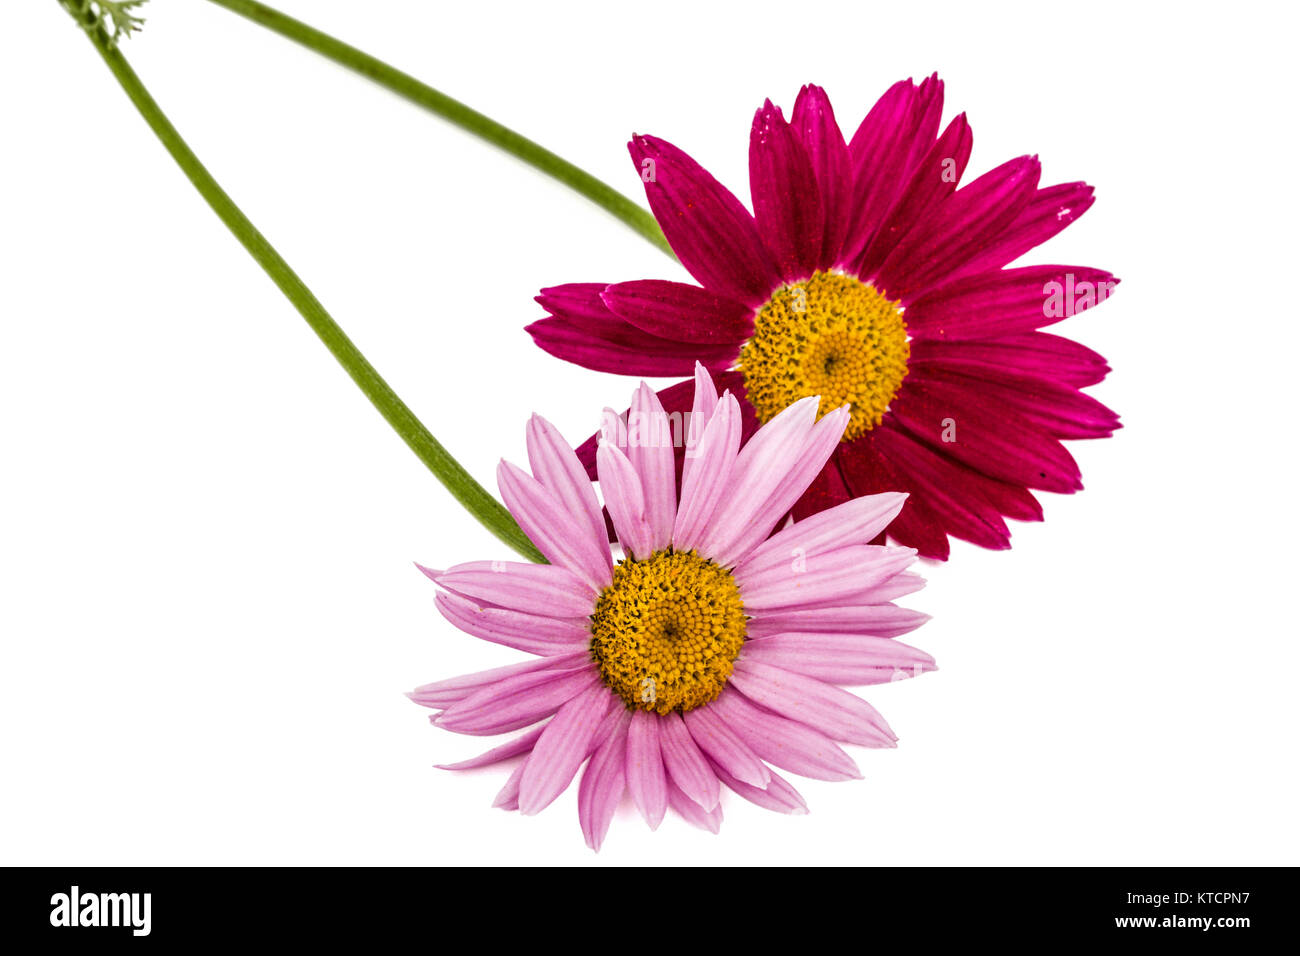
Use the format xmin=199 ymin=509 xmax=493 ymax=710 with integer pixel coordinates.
xmin=410 ymin=365 xmax=933 ymax=849
xmin=527 ymin=76 xmax=1120 ymax=559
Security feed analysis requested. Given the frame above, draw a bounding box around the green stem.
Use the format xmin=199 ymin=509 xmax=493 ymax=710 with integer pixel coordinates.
xmin=59 ymin=0 xmax=544 ymax=562
xmin=206 ymin=0 xmax=675 ymax=259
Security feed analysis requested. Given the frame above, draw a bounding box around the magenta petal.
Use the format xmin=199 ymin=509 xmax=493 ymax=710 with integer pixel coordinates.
xmin=889 ymin=378 xmax=1083 ymax=493
xmin=841 ymin=74 xmax=944 ymax=267
xmin=875 ymin=155 xmax=1041 ymax=301
xmin=519 ymin=682 xmax=614 ymax=815
xmin=953 ymin=181 xmax=1097 ymax=279
xmin=790 ymin=84 xmax=853 ymax=268
xmin=750 ymin=98 xmax=824 ymax=281
xmin=711 ymin=688 xmax=862 ymax=781
xmin=601 ymin=280 xmax=754 ymax=345
xmin=630 ymin=134 xmax=782 ymax=308
xmin=434 ymin=591 xmax=590 ymax=657
xmin=853 ymin=112 xmax=972 ymax=278
xmin=658 ymin=712 xmax=721 ymax=811
xmin=968 ymin=332 xmax=1113 ymax=388
xmin=907 ymin=266 xmax=1118 ymax=340
xmin=526 ymin=315 xmax=736 ymax=376
xmin=625 ymin=709 xmax=668 ymax=829
xmin=578 ymin=710 xmax=631 ymax=852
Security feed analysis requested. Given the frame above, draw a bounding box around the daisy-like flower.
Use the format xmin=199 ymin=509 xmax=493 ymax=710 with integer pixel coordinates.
xmin=527 ymin=76 xmax=1119 ymax=559
xmin=409 ymin=365 xmax=932 ymax=849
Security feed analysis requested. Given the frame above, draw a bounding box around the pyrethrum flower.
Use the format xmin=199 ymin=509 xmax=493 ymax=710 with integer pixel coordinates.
xmin=410 ymin=366 xmax=932 ymax=849
xmin=527 ymin=76 xmax=1120 ymax=559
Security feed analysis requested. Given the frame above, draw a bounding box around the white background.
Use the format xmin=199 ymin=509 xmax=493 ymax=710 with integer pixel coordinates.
xmin=3 ymin=0 xmax=1296 ymax=866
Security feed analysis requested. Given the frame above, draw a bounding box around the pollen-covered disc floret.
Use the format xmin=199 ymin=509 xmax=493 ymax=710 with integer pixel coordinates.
xmin=589 ymin=548 xmax=746 ymax=715
xmin=739 ymin=271 xmax=909 ymax=441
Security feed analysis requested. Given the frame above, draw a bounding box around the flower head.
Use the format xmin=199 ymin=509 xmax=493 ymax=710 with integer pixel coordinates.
xmin=527 ymin=76 xmax=1120 ymax=559
xmin=410 ymin=365 xmax=932 ymax=849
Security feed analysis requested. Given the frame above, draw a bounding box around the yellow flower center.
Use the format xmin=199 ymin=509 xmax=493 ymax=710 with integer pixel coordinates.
xmin=739 ymin=271 xmax=910 ymax=441
xmin=589 ymin=549 xmax=746 ymax=715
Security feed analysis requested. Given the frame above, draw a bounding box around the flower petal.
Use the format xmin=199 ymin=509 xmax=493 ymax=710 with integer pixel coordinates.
xmin=627 ymin=382 xmax=677 ymax=552
xmin=498 ymin=459 xmax=611 ymax=590
xmin=433 ymin=666 xmax=599 ymax=737
xmin=596 ymin=441 xmax=655 ymax=560
xmin=683 ymin=704 xmax=770 ymax=788
xmin=739 ymin=544 xmax=918 ymax=611
xmin=658 ymin=711 xmax=721 ymax=810
xmin=710 ymin=760 xmax=808 ymax=814
xmin=434 ymin=591 xmax=590 ymax=657
xmin=630 ymin=134 xmax=782 ymax=307
xmin=519 ymin=682 xmax=615 ymax=815
xmin=743 ymin=633 xmax=936 ymax=685
xmin=750 ymin=98 xmax=824 ymax=281
xmin=526 ymin=414 xmax=612 ymax=574
xmin=711 ymin=688 xmax=862 ymax=781
xmin=953 ymin=180 xmax=1097 ymax=278
xmin=601 ymin=280 xmax=754 ymax=344
xmin=667 ymin=779 xmax=723 ymax=834
xmin=672 ymin=392 xmax=742 ymax=552
xmin=578 ymin=710 xmax=631 ymax=852
xmin=408 ymin=652 xmax=590 ymax=709
xmin=526 ymin=315 xmax=735 ymax=376
xmin=747 ymin=602 xmax=930 ymax=640
xmin=625 ymin=709 xmax=668 ymax=829
xmin=433 ymin=562 xmax=595 ymax=618
xmin=790 ymin=83 xmax=853 ymax=268
xmin=435 ymin=723 xmax=548 ymax=771
xmin=730 ymin=658 xmax=897 ymax=747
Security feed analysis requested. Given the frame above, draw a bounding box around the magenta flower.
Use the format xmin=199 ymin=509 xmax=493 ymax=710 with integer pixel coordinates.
xmin=410 ymin=365 xmax=932 ymax=849
xmin=527 ymin=76 xmax=1119 ymax=559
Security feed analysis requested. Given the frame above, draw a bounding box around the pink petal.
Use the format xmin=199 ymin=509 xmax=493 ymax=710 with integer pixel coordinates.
xmin=409 ymin=652 xmax=589 ymax=709
xmin=578 ymin=710 xmax=631 ymax=852
xmin=435 ymin=723 xmax=548 ymax=771
xmin=747 ymin=602 xmax=930 ymax=640
xmin=730 ymin=659 xmax=897 ymax=747
xmin=627 ymin=382 xmax=676 ymax=552
xmin=498 ymin=459 xmax=611 ymax=590
xmin=625 ymin=709 xmax=668 ymax=829
xmin=596 ymin=441 xmax=654 ymax=559
xmin=658 ymin=712 xmax=721 ymax=811
xmin=733 ymin=491 xmax=907 ymax=585
xmin=526 ymin=414 xmax=612 ymax=575
xmin=667 ymin=779 xmax=723 ymax=834
xmin=519 ymin=682 xmax=615 ymax=815
xmin=710 ymin=759 xmax=808 ymax=814
xmin=672 ymin=392 xmax=742 ymax=552
xmin=433 ymin=561 xmax=595 ymax=618
xmin=711 ymin=688 xmax=862 ymax=781
xmin=742 ymin=633 xmax=936 ymax=685
xmin=433 ymin=667 xmax=599 ymax=737
xmin=683 ymin=704 xmax=770 ymax=788
xmin=739 ymin=544 xmax=918 ymax=611
xmin=434 ymin=591 xmax=590 ymax=657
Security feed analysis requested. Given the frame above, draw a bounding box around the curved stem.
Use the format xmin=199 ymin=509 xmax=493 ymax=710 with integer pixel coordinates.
xmin=58 ymin=0 xmax=544 ymax=562
xmin=206 ymin=0 xmax=675 ymax=259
